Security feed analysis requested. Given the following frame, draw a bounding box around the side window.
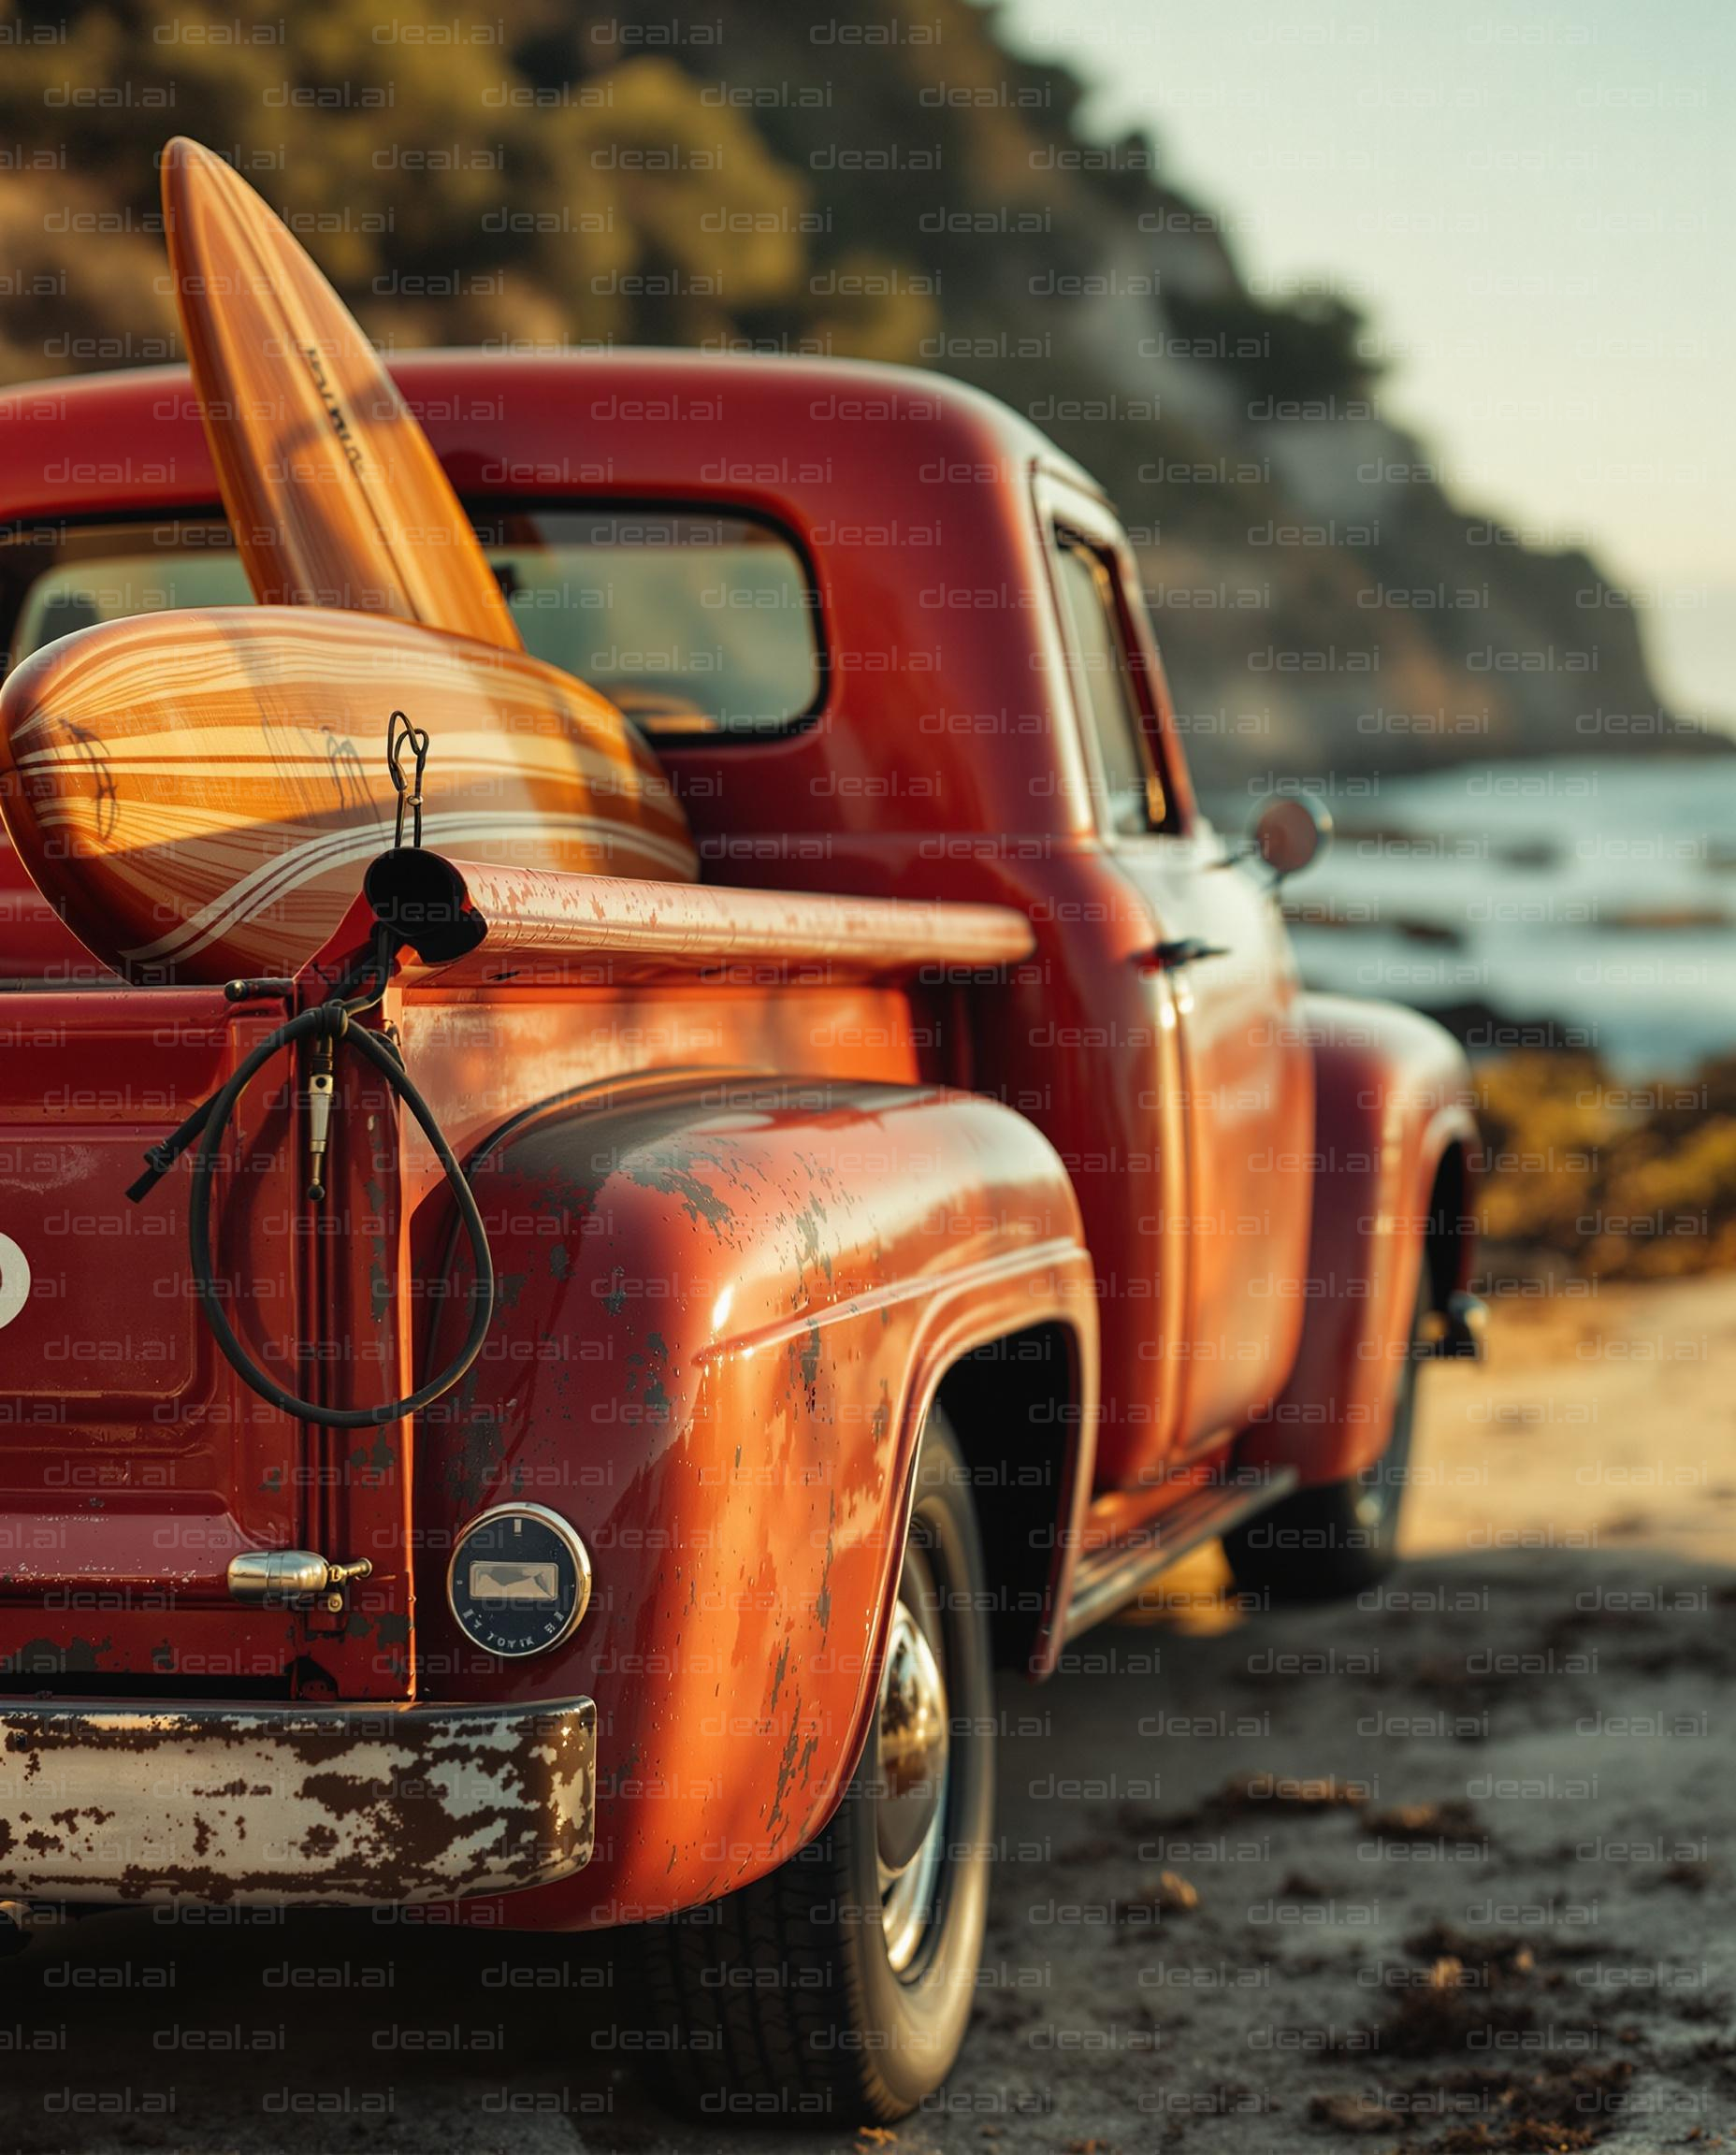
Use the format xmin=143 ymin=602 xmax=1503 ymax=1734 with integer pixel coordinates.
xmin=1050 ymin=532 xmax=1165 ymax=835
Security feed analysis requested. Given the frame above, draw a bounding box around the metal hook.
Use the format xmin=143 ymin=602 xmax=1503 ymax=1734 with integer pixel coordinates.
xmin=386 ymin=710 xmax=431 ymax=851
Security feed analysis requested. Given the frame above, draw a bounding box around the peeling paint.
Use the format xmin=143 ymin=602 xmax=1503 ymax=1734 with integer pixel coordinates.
xmin=764 ymin=1692 xmax=803 ymax=1835
xmin=0 ymin=1698 xmax=595 ymax=1906
xmin=620 ymin=1140 xmax=735 ymax=1234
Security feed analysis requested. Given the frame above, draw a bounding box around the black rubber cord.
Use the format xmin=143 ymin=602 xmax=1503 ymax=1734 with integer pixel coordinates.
xmin=156 ymin=990 xmax=495 ymax=1430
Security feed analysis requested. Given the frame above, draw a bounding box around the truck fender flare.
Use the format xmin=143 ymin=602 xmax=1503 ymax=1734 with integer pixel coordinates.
xmin=412 ymin=1073 xmax=1095 ymax=1928
xmin=1236 ymin=993 xmax=1478 ymax=1487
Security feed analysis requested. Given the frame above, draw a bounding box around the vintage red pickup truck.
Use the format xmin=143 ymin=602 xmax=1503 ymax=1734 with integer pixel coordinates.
xmin=0 ymin=337 xmax=1482 ymax=2119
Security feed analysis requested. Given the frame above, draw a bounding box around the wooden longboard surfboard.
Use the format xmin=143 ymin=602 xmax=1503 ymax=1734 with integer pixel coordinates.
xmin=0 ymin=607 xmax=698 ymax=984
xmin=161 ymin=136 xmax=522 ymax=652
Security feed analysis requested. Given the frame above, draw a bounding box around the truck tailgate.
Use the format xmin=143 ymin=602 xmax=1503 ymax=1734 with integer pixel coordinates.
xmin=0 ymin=990 xmax=412 ymax=1699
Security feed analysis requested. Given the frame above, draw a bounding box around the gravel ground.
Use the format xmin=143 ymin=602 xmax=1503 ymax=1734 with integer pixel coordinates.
xmin=1 ymin=1278 xmax=1732 ymax=2155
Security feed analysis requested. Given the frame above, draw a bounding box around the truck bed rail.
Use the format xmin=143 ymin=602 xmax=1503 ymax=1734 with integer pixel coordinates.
xmin=359 ymin=848 xmax=1035 ymax=985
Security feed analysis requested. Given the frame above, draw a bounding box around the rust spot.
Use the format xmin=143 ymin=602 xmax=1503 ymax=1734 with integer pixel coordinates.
xmin=621 ymin=1138 xmax=735 ymax=1234
xmin=3 ymin=1635 xmax=111 ymax=1679
xmin=765 ymin=1693 xmax=803 ymax=1835
xmin=814 ymin=1492 xmax=837 ymax=1636
xmin=297 ymin=1771 xmax=384 ymax=1819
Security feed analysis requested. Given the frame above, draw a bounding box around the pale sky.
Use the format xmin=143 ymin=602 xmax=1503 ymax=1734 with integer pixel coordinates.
xmin=993 ymin=0 xmax=1735 ymax=729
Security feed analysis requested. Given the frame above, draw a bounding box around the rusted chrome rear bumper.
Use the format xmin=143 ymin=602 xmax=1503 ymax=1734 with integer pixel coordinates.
xmin=0 ymin=1696 xmax=594 ymax=1905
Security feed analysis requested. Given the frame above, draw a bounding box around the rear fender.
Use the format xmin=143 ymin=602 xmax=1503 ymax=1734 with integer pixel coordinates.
xmin=410 ymin=1076 xmax=1095 ymax=1929
xmin=1236 ymin=994 xmax=1477 ymax=1486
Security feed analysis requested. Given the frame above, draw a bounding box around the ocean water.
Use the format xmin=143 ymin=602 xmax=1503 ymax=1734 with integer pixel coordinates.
xmin=1243 ymin=757 xmax=1736 ymax=1076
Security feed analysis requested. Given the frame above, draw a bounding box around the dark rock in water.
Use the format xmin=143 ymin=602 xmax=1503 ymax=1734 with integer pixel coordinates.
xmin=1403 ymin=1002 xmax=1595 ymax=1059
xmin=1489 ymin=837 xmax=1563 ymax=871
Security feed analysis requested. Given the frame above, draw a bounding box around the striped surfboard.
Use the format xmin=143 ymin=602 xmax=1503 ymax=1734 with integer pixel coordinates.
xmin=0 ymin=606 xmax=698 ymax=983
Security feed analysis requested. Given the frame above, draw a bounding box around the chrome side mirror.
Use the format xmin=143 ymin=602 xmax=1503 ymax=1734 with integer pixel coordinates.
xmin=1247 ymin=792 xmax=1332 ymax=882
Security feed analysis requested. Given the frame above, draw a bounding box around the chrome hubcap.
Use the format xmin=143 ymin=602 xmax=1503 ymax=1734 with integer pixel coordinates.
xmin=876 ymin=1605 xmax=949 ymax=1873
xmin=875 ymin=1547 xmax=950 ymax=1974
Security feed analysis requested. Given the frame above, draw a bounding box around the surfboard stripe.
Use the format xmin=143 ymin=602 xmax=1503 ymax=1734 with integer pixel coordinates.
xmin=123 ymin=812 xmax=694 ymax=964
xmin=0 ymin=606 xmax=699 ymax=983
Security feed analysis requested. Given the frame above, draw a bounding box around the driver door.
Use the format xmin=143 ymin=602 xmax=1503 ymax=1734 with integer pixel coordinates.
xmin=1040 ymin=476 xmax=1313 ymax=1482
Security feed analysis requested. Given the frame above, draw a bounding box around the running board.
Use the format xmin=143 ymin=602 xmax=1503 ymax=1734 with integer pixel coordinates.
xmin=1063 ymin=1468 xmax=1300 ymax=1642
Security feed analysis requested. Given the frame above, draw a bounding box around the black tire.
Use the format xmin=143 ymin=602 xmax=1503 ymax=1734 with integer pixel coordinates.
xmin=1223 ymin=1264 xmax=1430 ymax=1602
xmin=638 ymin=1408 xmax=994 ymax=2127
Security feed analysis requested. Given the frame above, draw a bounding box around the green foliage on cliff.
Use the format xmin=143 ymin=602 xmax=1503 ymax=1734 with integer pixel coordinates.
xmin=1478 ymin=1053 xmax=1736 ymax=1279
xmin=0 ymin=0 xmax=1699 ymax=785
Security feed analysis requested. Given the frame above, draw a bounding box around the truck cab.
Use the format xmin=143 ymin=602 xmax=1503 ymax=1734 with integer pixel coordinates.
xmin=0 ymin=351 xmax=1479 ymax=2123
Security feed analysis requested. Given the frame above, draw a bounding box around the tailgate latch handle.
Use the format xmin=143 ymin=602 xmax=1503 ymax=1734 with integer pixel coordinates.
xmin=306 ymin=1029 xmax=338 ymax=1203
xmin=227 ymin=1550 xmax=374 ymax=1613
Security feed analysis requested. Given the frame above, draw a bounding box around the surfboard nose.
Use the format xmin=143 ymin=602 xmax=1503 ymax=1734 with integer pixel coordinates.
xmin=159 ymin=134 xmax=246 ymax=247
xmin=160 ymin=134 xmax=223 ymax=193
xmin=156 ymin=134 xmax=526 ymax=655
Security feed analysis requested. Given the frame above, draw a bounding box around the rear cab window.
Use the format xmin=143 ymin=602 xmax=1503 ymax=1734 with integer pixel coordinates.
xmin=0 ymin=506 xmax=824 ymax=745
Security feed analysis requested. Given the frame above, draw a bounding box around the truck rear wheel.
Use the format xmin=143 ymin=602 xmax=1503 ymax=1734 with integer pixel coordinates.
xmin=1223 ymin=1266 xmax=1430 ymax=1602
xmin=639 ymin=1408 xmax=994 ymax=2126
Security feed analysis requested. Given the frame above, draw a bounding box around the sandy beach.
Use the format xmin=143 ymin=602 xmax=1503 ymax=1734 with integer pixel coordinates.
xmin=1 ymin=1277 xmax=1730 ymax=2153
